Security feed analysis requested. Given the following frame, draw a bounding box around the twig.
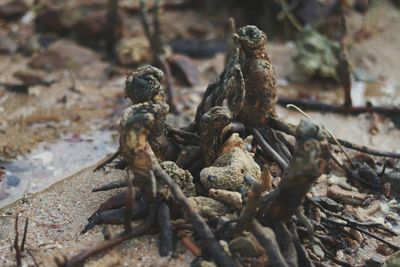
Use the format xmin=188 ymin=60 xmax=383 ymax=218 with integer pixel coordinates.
xmin=260 ymin=126 xmax=292 ymax=163
xmin=92 ymin=180 xmax=127 ymax=192
xmin=274 ymin=221 xmax=298 ymax=266
xmin=93 ymin=150 xmax=121 ymax=172
xmin=139 ymin=0 xmax=179 ymax=114
xmin=233 ymin=180 xmax=264 ymax=237
xmin=249 ymin=127 xmax=289 ymax=170
xmin=177 ymin=230 xmax=201 ymax=256
xmin=105 ymin=0 xmax=119 ymax=59
xmin=229 ymin=17 xmax=236 ymax=33
xmin=59 ymin=205 xmax=156 ymax=267
xmin=354 ymin=226 xmax=399 ymax=251
xmin=334 ymin=137 xmax=400 ymax=158
xmin=157 ymin=55 xmax=179 ymax=114
xmin=288 ymin=223 xmax=314 ymax=267
xmin=14 ymin=215 xmax=22 ymax=267
xmin=124 ymin=171 xmax=135 ymax=233
xmin=337 ymin=0 xmax=352 ymax=107
xmin=278 ymin=0 xmax=304 ymax=32
xmin=313 ymin=238 xmax=353 ymax=267
xmin=27 ymin=250 xmax=39 ymax=267
xmin=249 ymin=220 xmax=289 ymax=267
xmin=153 ymin=164 xmax=235 ymax=267
xmin=322 ymin=217 xmax=400 ymax=251
xmin=123 ymin=0 xmax=192 ymax=12
xmin=308 ymin=197 xmax=397 ymax=236
xmin=21 ymin=218 xmax=28 ymax=252
xmin=267 ymin=117 xmax=400 ymax=158
xmin=278 ymin=97 xmax=400 ymax=117
xmin=139 ymin=0 xmax=153 ymax=48
xmin=82 ymin=201 xmax=149 ymax=234
xmin=286 ymin=104 xmax=354 ymax=166
xmin=166 ymin=125 xmax=200 ymax=144
xmin=152 ymin=0 xmax=164 ymax=55
xmin=88 ymin=191 xmax=128 ymax=222
xmin=158 ymin=201 xmax=174 ymax=257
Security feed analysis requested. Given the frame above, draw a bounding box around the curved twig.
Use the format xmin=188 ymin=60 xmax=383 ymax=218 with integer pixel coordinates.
xmin=267 ymin=118 xmax=400 ymax=158
xmin=249 ymin=127 xmax=289 ymax=170
xmin=58 ymin=205 xmax=156 ymax=267
xmin=249 ymin=220 xmax=289 ymax=267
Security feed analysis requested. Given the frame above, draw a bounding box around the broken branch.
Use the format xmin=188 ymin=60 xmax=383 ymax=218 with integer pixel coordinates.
xmin=59 ymin=205 xmax=156 ymax=267
xmin=249 ymin=127 xmax=289 ymax=170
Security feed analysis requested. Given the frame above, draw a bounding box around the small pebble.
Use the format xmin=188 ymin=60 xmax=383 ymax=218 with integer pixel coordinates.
xmin=6 ymin=175 xmax=20 ymax=187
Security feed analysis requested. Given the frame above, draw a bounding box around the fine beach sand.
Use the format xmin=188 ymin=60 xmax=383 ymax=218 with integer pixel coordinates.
xmin=2 ymin=107 xmax=400 ymax=266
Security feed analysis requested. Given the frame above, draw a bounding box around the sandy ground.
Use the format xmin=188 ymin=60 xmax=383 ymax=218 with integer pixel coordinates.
xmin=0 ymin=167 xmax=193 ymax=267
xmin=1 ymin=105 xmax=400 ymax=266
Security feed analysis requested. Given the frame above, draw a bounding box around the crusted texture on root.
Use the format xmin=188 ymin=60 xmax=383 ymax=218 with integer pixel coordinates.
xmin=160 ymin=160 xmax=195 ymax=197
xmin=236 ymin=25 xmax=277 ymax=126
xmin=200 ymin=146 xmax=261 ymax=191
xmin=187 ymin=196 xmax=233 ymax=219
xmin=200 ymin=106 xmax=232 ymax=166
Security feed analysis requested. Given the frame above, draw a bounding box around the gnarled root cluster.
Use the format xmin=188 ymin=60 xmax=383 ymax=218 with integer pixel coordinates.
xmin=57 ymin=25 xmax=400 ymax=267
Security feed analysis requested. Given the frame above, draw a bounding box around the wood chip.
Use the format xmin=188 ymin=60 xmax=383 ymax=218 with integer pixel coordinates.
xmin=327 ymin=185 xmax=367 ymax=206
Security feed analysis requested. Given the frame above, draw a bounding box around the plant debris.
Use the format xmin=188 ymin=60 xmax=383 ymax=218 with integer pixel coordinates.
xmin=1 ymin=1 xmax=400 ymax=267
xmin=57 ymin=24 xmax=400 ymax=267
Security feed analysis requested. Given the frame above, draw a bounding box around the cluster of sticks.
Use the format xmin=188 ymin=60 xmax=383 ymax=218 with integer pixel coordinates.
xmin=56 ymin=24 xmax=400 ymax=267
xmin=12 ymin=216 xmax=39 ymax=267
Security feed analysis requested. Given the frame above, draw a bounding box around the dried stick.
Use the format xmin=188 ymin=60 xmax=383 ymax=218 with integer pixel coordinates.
xmin=21 ymin=218 xmax=29 ymax=252
xmin=158 ymin=201 xmax=174 ymax=257
xmin=166 ymin=125 xmax=200 ymax=144
xmin=288 ymin=223 xmax=314 ymax=267
xmin=157 ymin=55 xmax=179 ymax=114
xmin=267 ymin=117 xmax=400 ymax=158
xmin=139 ymin=0 xmax=153 ymax=46
xmin=308 ymin=197 xmax=397 ymax=236
xmin=274 ymin=221 xmax=298 ymax=267
xmin=233 ymin=180 xmax=264 ymax=237
xmin=93 ymin=150 xmax=120 ymax=172
xmin=124 ymin=172 xmax=135 ymax=233
xmin=152 ymin=0 xmax=164 ymax=55
xmin=260 ymin=126 xmax=292 ymax=163
xmin=278 ymin=97 xmax=400 ymax=117
xmin=27 ymin=250 xmax=39 ymax=267
xmin=278 ymin=0 xmax=304 ymax=32
xmin=323 ymin=217 xmax=400 ymax=251
xmin=105 ymin=0 xmax=119 ymax=59
xmin=88 ymin=191 xmax=128 ymax=221
xmin=139 ymin=0 xmax=179 ymax=114
xmin=92 ymin=180 xmax=128 ymax=192
xmin=82 ymin=202 xmax=149 ymax=234
xmin=59 ymin=205 xmax=156 ymax=267
xmin=177 ymin=230 xmax=202 ymax=257
xmin=354 ymin=226 xmax=399 ymax=251
xmin=249 ymin=127 xmax=289 ymax=170
xmin=249 ymin=220 xmax=289 ymax=267
xmin=153 ymin=164 xmax=235 ymax=267
xmin=14 ymin=215 xmax=22 ymax=267
xmin=313 ymin=238 xmax=355 ymax=267
xmin=333 ymin=137 xmax=400 ymax=158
